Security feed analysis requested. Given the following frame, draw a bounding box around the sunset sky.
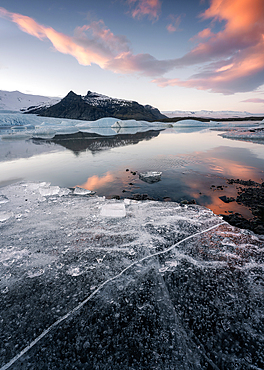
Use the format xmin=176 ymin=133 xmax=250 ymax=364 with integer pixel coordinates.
xmin=1 ymin=0 xmax=264 ymax=113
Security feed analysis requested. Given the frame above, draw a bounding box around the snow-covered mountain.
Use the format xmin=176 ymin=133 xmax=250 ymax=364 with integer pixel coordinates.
xmin=25 ymin=90 xmax=167 ymax=121
xmin=0 ymin=90 xmax=60 ymax=112
xmin=162 ymin=109 xmax=264 ymax=119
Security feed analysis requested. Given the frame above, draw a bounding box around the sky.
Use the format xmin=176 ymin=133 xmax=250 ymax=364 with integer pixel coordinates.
xmin=1 ymin=0 xmax=264 ymax=113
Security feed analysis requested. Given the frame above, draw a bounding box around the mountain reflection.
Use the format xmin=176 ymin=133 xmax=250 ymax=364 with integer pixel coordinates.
xmin=31 ymin=130 xmax=162 ymax=155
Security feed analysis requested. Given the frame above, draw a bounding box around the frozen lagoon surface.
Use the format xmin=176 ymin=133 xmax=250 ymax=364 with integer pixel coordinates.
xmin=0 ymin=114 xmax=264 ymax=369
xmin=0 ymin=182 xmax=263 ymax=369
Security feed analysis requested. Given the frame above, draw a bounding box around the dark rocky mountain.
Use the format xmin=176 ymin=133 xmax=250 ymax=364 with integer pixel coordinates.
xmin=25 ymin=90 xmax=167 ymax=121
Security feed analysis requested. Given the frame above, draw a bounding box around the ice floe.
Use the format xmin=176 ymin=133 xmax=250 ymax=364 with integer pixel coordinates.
xmin=219 ymin=124 xmax=264 ymax=143
xmin=0 ymin=113 xmax=167 ymax=140
xmin=0 ymin=181 xmax=263 ymax=369
xmin=139 ymin=171 xmax=162 ymax=183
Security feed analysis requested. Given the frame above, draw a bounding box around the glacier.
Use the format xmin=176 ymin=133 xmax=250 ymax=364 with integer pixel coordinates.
xmin=0 ymin=182 xmax=263 ymax=369
xmin=1 ymin=113 xmax=264 ymax=143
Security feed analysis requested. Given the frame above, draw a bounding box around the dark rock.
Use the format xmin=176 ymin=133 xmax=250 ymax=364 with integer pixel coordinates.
xmin=219 ymin=196 xmax=235 ymax=203
xmin=180 ymin=199 xmax=196 ymax=205
xmin=130 ymin=193 xmax=154 ymax=201
xmin=25 ymin=90 xmax=167 ymax=121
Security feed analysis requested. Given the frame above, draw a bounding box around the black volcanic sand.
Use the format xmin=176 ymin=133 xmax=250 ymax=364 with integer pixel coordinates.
xmin=219 ymin=179 xmax=264 ymax=235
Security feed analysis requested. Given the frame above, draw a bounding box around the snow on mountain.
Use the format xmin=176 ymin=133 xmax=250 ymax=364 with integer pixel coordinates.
xmin=0 ymin=90 xmax=60 ymax=112
xmin=162 ymin=109 xmax=264 ymax=119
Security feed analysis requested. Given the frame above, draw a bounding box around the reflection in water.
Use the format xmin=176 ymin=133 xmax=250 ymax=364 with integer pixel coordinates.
xmin=77 ymin=172 xmax=115 ymax=191
xmin=31 ymin=130 xmax=162 ymax=155
xmin=1 ymin=128 xmax=264 ymax=222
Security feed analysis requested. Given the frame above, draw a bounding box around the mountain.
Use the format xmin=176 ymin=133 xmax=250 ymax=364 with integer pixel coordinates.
xmin=0 ymin=90 xmax=60 ymax=112
xmin=162 ymin=109 xmax=264 ymax=119
xmin=25 ymin=90 xmax=167 ymax=121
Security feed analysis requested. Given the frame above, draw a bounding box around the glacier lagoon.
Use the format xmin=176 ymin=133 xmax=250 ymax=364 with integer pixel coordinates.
xmin=0 ymin=113 xmax=264 ymax=369
xmin=0 ymin=113 xmax=264 ymax=220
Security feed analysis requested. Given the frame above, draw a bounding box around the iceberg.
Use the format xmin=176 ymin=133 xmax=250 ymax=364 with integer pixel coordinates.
xmin=139 ymin=171 xmax=162 ymax=183
xmin=172 ymin=119 xmax=214 ymax=127
xmin=220 ymin=124 xmax=264 ymax=143
xmin=0 ymin=181 xmax=263 ymax=369
xmin=0 ymin=113 xmax=168 ymax=140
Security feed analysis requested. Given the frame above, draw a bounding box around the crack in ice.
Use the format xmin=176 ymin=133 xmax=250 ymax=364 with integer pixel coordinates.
xmin=0 ymin=221 xmax=226 ymax=370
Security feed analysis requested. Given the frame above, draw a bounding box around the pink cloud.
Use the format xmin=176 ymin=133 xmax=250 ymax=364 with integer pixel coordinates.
xmin=2 ymin=0 xmax=264 ymax=95
xmin=242 ymin=98 xmax=264 ymax=103
xmin=127 ymin=0 xmax=161 ymax=20
xmin=190 ymin=28 xmax=213 ymax=41
xmin=166 ymin=15 xmax=182 ymax=33
xmin=0 ymin=6 xmax=174 ymax=77
xmin=154 ymin=0 xmax=264 ymax=93
xmin=0 ymin=7 xmax=130 ymax=68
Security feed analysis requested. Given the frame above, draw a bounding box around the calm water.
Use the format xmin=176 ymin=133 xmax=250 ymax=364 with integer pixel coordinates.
xmin=0 ymin=127 xmax=264 ymax=218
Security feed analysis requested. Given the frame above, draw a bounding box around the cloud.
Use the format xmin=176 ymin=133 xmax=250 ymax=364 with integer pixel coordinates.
xmin=242 ymin=98 xmax=264 ymax=103
xmin=1 ymin=0 xmax=264 ymax=95
xmin=0 ymin=7 xmax=130 ymax=68
xmin=0 ymin=6 xmax=174 ymax=77
xmin=157 ymin=0 xmax=264 ymax=93
xmin=126 ymin=0 xmax=161 ymax=21
xmin=166 ymin=15 xmax=183 ymax=33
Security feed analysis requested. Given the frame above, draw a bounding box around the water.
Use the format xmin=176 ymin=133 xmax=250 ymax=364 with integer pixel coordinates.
xmin=0 ymin=127 xmax=264 ymax=218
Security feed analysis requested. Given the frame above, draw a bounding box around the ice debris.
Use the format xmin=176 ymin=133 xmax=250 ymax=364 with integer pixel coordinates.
xmin=73 ymin=187 xmax=95 ymax=196
xmin=139 ymin=171 xmax=162 ymax=183
xmin=100 ymin=203 xmax=126 ymax=217
xmin=0 ymin=181 xmax=263 ymax=370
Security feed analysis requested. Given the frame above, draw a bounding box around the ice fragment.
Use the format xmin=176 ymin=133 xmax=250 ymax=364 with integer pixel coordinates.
xmin=100 ymin=203 xmax=126 ymax=217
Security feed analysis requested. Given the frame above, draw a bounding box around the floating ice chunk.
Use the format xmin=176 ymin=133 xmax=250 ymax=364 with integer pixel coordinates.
xmin=76 ymin=117 xmax=118 ymax=128
xmin=0 ymin=211 xmax=13 ymax=222
xmin=100 ymin=203 xmax=126 ymax=217
xmin=220 ymin=124 xmax=264 ymax=143
xmin=73 ymin=187 xmax=95 ymax=196
xmin=173 ymin=119 xmax=215 ymax=127
xmin=112 ymin=119 xmax=151 ymax=128
xmin=39 ymin=185 xmax=60 ymax=197
xmin=139 ymin=171 xmax=162 ymax=184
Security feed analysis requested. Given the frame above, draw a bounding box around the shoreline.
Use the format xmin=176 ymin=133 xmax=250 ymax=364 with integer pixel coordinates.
xmin=107 ymin=175 xmax=264 ymax=235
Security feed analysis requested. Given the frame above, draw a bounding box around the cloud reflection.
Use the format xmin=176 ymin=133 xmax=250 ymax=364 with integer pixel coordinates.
xmin=77 ymin=172 xmax=114 ymax=191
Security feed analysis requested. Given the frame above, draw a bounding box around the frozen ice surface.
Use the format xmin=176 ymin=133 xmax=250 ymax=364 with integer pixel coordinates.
xmin=0 ymin=182 xmax=263 ymax=369
xmin=139 ymin=171 xmax=162 ymax=184
xmin=100 ymin=203 xmax=126 ymax=217
xmin=0 ymin=211 xmax=13 ymax=222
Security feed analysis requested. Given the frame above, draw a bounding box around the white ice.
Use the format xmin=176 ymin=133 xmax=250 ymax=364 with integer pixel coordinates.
xmin=139 ymin=171 xmax=162 ymax=183
xmin=0 ymin=181 xmax=263 ymax=369
xmin=0 ymin=113 xmax=168 ymax=140
xmin=219 ymin=123 xmax=264 ymax=143
xmin=100 ymin=203 xmax=126 ymax=217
